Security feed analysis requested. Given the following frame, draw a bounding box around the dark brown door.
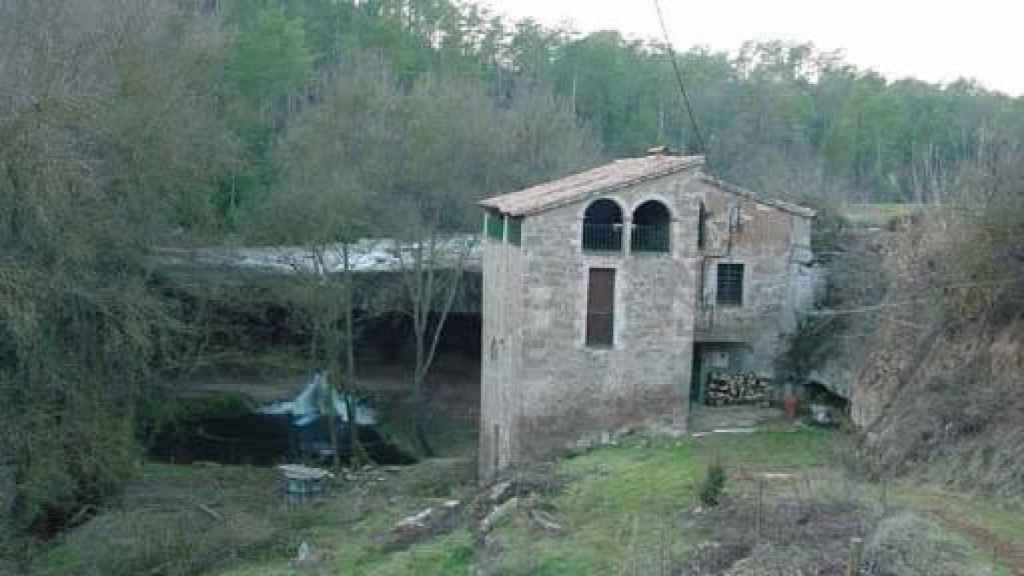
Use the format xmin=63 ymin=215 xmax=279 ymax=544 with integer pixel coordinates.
xmin=586 ymin=268 xmax=615 ymax=347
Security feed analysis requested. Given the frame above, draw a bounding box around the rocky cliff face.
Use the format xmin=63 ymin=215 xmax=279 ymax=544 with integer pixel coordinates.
xmin=858 ymin=315 xmax=1024 ymax=495
xmin=812 ymin=215 xmax=1024 ymax=495
xmin=803 ymin=227 xmax=899 ymax=401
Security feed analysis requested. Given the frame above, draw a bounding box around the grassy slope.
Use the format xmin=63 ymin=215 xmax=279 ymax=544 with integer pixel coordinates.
xmin=30 ymin=429 xmax=1022 ymax=576
xmin=485 ymin=429 xmax=832 ymax=575
xmin=31 ymin=458 xmax=480 ymax=576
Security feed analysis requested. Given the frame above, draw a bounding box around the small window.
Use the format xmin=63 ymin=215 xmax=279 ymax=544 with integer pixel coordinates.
xmin=508 ymin=217 xmax=523 ymax=246
xmin=728 ymin=205 xmax=742 ymax=233
xmin=697 ymin=202 xmax=707 ymax=250
xmin=586 ymin=268 xmax=615 ymax=347
xmin=485 ymin=212 xmax=504 ymax=241
xmin=716 ymin=263 xmax=744 ymax=307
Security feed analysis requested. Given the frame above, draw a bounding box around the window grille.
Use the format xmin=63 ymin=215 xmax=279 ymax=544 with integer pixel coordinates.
xmin=583 ymin=223 xmax=623 ymax=252
xmin=631 ymin=224 xmax=670 ymax=252
xmin=716 ymin=263 xmax=744 ymax=306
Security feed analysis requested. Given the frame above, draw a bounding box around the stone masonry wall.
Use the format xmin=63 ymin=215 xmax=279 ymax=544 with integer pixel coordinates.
xmin=480 ymin=167 xmax=815 ymax=481
xmin=479 ymin=217 xmax=526 ymax=479
xmin=498 ymin=169 xmax=703 ymax=474
xmin=695 ymin=179 xmax=815 ymax=374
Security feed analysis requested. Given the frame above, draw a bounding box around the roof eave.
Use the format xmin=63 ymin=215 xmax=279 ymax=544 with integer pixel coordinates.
xmin=698 ymin=174 xmax=817 ymax=218
xmin=479 ymin=157 xmax=705 ymax=217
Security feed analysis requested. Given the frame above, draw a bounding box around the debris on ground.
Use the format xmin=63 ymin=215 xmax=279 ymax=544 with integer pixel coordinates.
xmin=384 ymin=500 xmax=462 ymax=550
xmin=488 ymin=481 xmax=514 ymax=505
xmin=528 ymin=508 xmax=564 ymax=535
xmin=279 ymin=464 xmax=334 ymax=504
xmin=291 ymin=541 xmax=325 ymax=569
xmin=478 ymin=497 xmax=518 ymax=535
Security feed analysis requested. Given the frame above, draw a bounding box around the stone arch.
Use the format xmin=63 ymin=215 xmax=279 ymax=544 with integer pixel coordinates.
xmin=582 ymin=198 xmax=624 ymax=252
xmin=630 ymin=199 xmax=671 ymax=253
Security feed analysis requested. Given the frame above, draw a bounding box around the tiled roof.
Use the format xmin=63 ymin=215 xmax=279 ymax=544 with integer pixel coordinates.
xmin=480 ymin=154 xmax=815 ymax=219
xmin=479 ymin=154 xmax=705 ymax=216
xmin=697 ymin=175 xmax=817 ymax=218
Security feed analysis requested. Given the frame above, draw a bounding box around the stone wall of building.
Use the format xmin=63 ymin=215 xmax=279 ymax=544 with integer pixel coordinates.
xmin=480 ymin=169 xmax=704 ymax=480
xmin=479 ymin=166 xmax=816 ymax=481
xmin=479 ymin=215 xmax=526 ymax=479
xmin=694 ymin=179 xmax=815 ymax=375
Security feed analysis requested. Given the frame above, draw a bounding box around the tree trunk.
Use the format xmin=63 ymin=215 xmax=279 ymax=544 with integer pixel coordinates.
xmin=313 ymin=247 xmax=342 ymax=470
xmin=397 ymin=235 xmax=474 ymax=458
xmin=412 ymin=238 xmax=435 ymax=457
xmin=342 ymin=243 xmax=366 ymax=466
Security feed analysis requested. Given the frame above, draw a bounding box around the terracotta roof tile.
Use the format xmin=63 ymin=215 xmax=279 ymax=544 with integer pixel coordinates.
xmin=479 ymin=154 xmax=705 ymax=216
xmin=697 ymin=174 xmax=817 ymax=218
xmin=479 ymin=154 xmax=816 ymax=219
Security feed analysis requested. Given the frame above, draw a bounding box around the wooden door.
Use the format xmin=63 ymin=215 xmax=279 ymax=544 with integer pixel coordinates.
xmin=586 ymin=268 xmax=615 ymax=347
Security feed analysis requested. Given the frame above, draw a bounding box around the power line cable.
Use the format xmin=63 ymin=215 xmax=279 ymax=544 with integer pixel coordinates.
xmin=652 ymin=0 xmax=714 ymax=174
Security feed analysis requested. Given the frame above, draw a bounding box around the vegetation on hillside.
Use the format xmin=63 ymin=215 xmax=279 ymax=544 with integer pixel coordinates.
xmin=31 ymin=429 xmax=1018 ymax=575
xmin=852 ymin=170 xmax=1024 ymax=497
xmin=2 ymin=0 xmax=1023 ymax=567
xmin=786 ymin=144 xmax=1024 ymax=496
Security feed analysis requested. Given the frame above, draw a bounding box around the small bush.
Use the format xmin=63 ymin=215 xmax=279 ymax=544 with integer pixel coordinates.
xmin=698 ymin=462 xmax=726 ymax=507
xmin=863 ymin=513 xmax=990 ymax=576
xmin=14 ymin=397 xmax=141 ymax=535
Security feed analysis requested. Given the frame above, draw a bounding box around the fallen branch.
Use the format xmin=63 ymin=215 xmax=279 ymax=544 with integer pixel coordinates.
xmin=196 ymin=503 xmax=223 ymax=522
xmin=66 ymin=504 xmax=97 ymax=528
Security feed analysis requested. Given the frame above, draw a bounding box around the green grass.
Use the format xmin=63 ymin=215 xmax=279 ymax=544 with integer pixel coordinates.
xmin=30 ymin=456 xmax=478 ymax=576
xmin=218 ymin=527 xmax=476 ymax=576
xmin=485 ymin=429 xmax=832 ymax=575
xmin=29 ymin=427 xmax=1023 ymax=576
xmin=210 ymin=456 xmax=478 ymax=576
xmin=893 ymin=485 xmax=1024 ymax=573
xmin=841 ymin=202 xmax=936 ymax=227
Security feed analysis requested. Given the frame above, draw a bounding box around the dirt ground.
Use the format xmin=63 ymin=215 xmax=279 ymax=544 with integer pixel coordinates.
xmin=927 ymin=502 xmax=1024 ymax=575
xmin=688 ymin=406 xmax=784 ymax=433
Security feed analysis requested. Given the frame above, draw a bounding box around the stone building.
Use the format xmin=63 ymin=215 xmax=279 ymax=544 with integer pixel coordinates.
xmin=478 ymin=151 xmax=816 ymax=480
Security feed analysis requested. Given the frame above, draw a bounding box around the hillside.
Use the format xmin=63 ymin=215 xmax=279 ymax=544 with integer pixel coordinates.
xmin=28 ymin=427 xmax=1024 ymax=576
xmin=811 ymin=201 xmax=1024 ymax=497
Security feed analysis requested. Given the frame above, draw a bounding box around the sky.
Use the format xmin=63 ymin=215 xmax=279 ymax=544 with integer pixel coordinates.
xmin=482 ymin=0 xmax=1023 ymax=97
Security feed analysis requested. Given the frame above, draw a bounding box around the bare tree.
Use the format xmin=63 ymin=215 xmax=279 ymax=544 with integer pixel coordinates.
xmin=252 ymin=63 xmax=394 ymax=466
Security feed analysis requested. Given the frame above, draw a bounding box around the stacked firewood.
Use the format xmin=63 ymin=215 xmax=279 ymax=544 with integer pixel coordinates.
xmin=705 ymin=371 xmax=770 ymax=406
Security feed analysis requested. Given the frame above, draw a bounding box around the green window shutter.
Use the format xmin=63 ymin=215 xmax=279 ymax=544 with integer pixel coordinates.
xmin=508 ymin=217 xmax=523 ymax=246
xmin=485 ymin=212 xmax=504 ymax=241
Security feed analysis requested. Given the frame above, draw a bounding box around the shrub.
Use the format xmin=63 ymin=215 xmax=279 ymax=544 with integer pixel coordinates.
xmin=863 ymin=513 xmax=986 ymax=576
xmin=698 ymin=462 xmax=727 ymax=507
xmin=14 ymin=397 xmax=141 ymax=536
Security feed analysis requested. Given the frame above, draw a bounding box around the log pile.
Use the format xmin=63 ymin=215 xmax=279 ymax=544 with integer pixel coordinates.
xmin=705 ymin=371 xmax=770 ymax=406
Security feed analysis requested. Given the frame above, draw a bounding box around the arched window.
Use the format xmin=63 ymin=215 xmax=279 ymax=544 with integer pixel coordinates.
xmin=582 ymin=199 xmax=623 ymax=252
xmin=631 ymin=200 xmax=671 ymax=253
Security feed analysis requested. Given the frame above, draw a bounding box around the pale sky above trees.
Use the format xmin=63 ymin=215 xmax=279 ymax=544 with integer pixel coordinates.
xmin=484 ymin=0 xmax=1023 ymax=96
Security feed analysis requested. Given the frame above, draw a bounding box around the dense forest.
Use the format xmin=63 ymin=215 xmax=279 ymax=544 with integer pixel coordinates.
xmin=1 ymin=0 xmax=1022 ymax=540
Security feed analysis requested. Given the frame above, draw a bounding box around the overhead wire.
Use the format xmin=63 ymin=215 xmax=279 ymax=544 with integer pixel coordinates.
xmin=652 ymin=0 xmax=714 ymax=175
